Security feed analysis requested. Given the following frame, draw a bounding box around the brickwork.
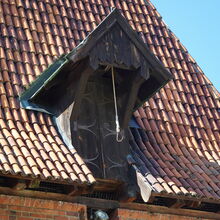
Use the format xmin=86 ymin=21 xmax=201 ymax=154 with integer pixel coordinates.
xmin=0 ymin=194 xmax=217 ymax=220
xmin=111 ymin=208 xmax=212 ymax=220
xmin=0 ymin=195 xmax=87 ymax=220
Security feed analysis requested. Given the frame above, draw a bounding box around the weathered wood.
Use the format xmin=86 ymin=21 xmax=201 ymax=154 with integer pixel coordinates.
xmin=185 ymin=200 xmax=201 ymax=209
xmin=71 ymin=78 xmax=103 ymax=178
xmin=118 ymin=74 xmax=145 ymax=128
xmin=94 ymin=178 xmax=122 ymax=192
xmin=68 ymin=185 xmax=79 ymax=196
xmin=151 ymin=192 xmax=220 ymax=204
xmin=89 ymin=23 xmax=147 ymax=75
xmin=168 ymin=199 xmax=186 ymax=208
xmin=69 ymin=65 xmax=94 ymax=121
xmin=0 ymin=174 xmax=87 ymax=189
xmin=147 ymin=195 xmax=155 ymax=203
xmin=28 ymin=179 xmax=40 ymax=188
xmin=68 ymin=9 xmax=172 ymax=81
xmin=12 ymin=180 xmax=27 ymax=191
xmin=71 ymin=74 xmax=131 ymax=181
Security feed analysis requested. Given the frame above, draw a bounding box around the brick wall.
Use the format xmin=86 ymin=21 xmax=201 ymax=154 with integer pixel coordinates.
xmin=0 ymin=194 xmax=217 ymax=220
xmin=0 ymin=195 xmax=87 ymax=220
xmin=111 ymin=208 xmax=212 ymax=220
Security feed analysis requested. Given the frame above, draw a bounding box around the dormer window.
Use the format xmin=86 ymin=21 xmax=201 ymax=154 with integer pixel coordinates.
xmin=20 ymin=9 xmax=172 ymax=181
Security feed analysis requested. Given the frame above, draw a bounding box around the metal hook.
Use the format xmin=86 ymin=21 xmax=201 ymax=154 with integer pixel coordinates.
xmin=111 ymin=66 xmax=124 ymax=143
xmin=116 ymin=130 xmax=124 ymax=142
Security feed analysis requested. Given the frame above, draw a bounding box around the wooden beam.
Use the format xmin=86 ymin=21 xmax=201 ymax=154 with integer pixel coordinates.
xmin=168 ymin=199 xmax=186 ymax=209
xmin=70 ymin=65 xmax=94 ymax=121
xmin=68 ymin=185 xmax=79 ymax=196
xmin=119 ymin=75 xmax=145 ymax=129
xmin=147 ymin=195 xmax=155 ymax=203
xmin=185 ymin=200 xmax=201 ymax=209
xmin=72 ymin=196 xmax=119 ymax=210
xmin=151 ymin=192 xmax=220 ymax=205
xmin=94 ymin=178 xmax=122 ymax=192
xmin=12 ymin=180 xmax=27 ymax=191
xmin=28 ymin=179 xmax=40 ymax=188
xmin=0 ymin=173 xmax=82 ymax=187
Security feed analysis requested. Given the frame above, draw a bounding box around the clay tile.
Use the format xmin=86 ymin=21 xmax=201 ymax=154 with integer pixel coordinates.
xmin=213 ymin=131 xmax=220 ymax=143
xmin=0 ymin=83 xmax=6 ymax=95
xmin=9 ymin=97 xmax=19 ymax=109
xmin=161 ymin=181 xmax=174 ymax=194
xmin=188 ymin=83 xmax=197 ymax=95
xmin=49 ymin=151 xmax=58 ymax=162
xmin=156 ymin=98 xmax=165 ymax=111
xmin=46 ymin=161 xmax=57 ymax=174
xmin=209 ymin=119 xmax=218 ymax=131
xmin=57 ymin=151 xmax=67 ymax=163
xmin=150 ymin=15 xmax=158 ymax=26
xmin=20 ymin=145 xmax=31 ymax=157
xmin=65 ymin=153 xmax=76 ymax=166
xmin=172 ymin=70 xmax=180 ymax=81
xmin=1 ymin=94 xmax=10 ymax=108
xmin=59 ymin=144 xmax=70 ymax=155
xmin=26 ymin=155 xmax=38 ymax=167
xmin=155 ymin=121 xmax=165 ymax=134
xmin=148 ymin=119 xmax=158 ymax=132
xmin=72 ymin=163 xmax=83 ymax=176
xmin=200 ymin=96 xmax=209 ymax=108
xmin=39 ymin=151 xmax=49 ymax=164
xmin=0 ymin=24 xmax=8 ymax=38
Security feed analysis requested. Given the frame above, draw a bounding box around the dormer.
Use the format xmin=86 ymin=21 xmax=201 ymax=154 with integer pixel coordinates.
xmin=20 ymin=9 xmax=172 ymax=181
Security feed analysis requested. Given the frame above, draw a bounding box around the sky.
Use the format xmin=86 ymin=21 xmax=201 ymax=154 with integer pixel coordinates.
xmin=152 ymin=0 xmax=220 ymax=92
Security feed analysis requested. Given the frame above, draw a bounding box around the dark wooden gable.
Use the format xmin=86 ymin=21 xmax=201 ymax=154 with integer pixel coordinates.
xmin=20 ymin=9 xmax=172 ymax=120
xmin=20 ymin=9 xmax=172 ymax=181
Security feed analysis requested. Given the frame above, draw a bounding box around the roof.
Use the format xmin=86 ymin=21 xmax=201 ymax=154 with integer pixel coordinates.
xmin=0 ymin=0 xmax=220 ymax=201
xmin=0 ymin=0 xmax=96 ymax=185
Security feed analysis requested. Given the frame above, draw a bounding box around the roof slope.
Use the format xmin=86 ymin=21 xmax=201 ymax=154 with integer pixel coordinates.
xmin=127 ymin=1 xmax=220 ymax=200
xmin=0 ymin=0 xmax=219 ymax=200
xmin=0 ymin=0 xmax=95 ymax=185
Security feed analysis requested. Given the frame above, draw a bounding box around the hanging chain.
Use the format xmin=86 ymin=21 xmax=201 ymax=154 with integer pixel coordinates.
xmin=111 ymin=66 xmax=124 ymax=142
